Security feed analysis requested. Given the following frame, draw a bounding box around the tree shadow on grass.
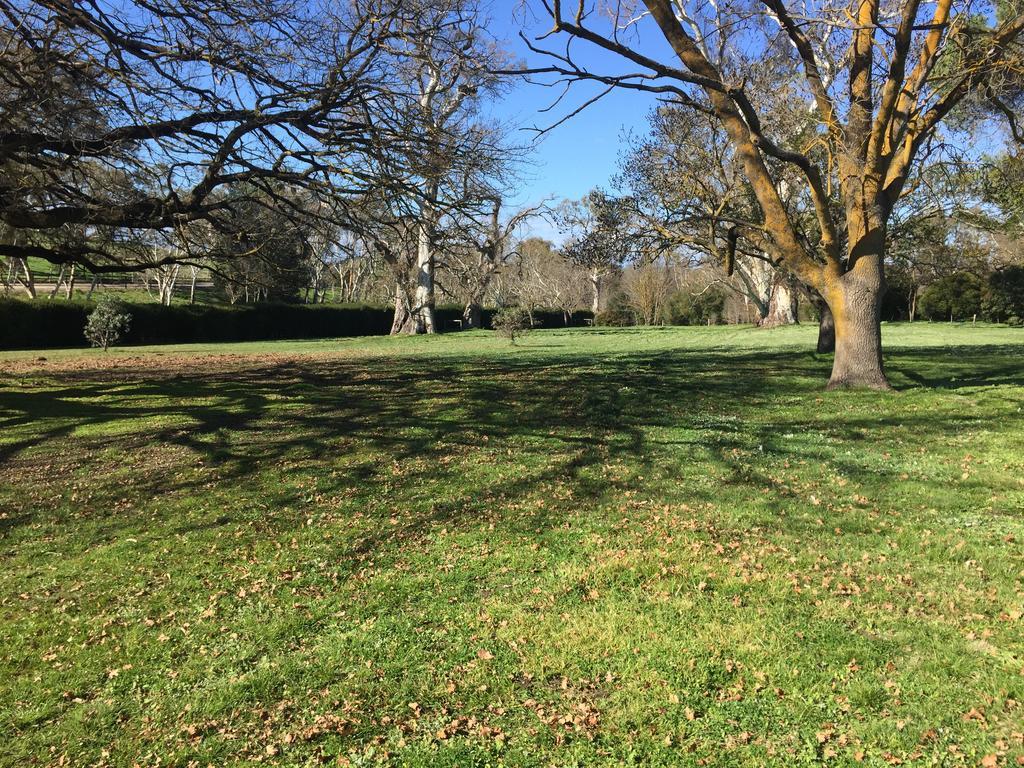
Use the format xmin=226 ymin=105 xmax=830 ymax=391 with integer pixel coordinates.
xmin=0 ymin=342 xmax=1021 ymax=550
xmin=886 ymin=344 xmax=1024 ymax=389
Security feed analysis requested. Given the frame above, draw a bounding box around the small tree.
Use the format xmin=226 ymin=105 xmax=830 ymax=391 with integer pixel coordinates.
xmin=84 ymin=296 xmax=131 ymax=350
xmin=491 ymin=307 xmax=532 ymax=344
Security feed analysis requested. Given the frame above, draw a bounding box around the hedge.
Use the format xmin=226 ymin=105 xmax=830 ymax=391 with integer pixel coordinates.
xmin=0 ymin=300 xmax=593 ymax=350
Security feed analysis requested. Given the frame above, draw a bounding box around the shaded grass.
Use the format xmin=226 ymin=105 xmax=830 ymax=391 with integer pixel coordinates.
xmin=1 ymin=323 xmax=1023 ymax=767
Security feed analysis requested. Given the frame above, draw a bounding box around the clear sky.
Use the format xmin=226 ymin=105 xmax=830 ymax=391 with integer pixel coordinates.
xmin=482 ymin=2 xmax=665 ymax=239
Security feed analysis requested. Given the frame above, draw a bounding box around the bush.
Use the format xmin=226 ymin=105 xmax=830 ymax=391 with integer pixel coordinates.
xmin=593 ymin=291 xmax=636 ymax=327
xmin=84 ymin=297 xmax=131 ymax=350
xmin=982 ymin=265 xmax=1024 ymax=323
xmin=666 ymin=286 xmax=726 ymax=325
xmin=918 ymin=273 xmax=983 ymax=321
xmin=491 ymin=307 xmax=532 ymax=343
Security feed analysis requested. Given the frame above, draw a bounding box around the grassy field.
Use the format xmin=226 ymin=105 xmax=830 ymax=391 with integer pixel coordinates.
xmin=1 ymin=323 xmax=1023 ymax=767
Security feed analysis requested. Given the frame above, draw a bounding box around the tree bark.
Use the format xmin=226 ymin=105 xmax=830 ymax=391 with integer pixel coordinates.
xmin=65 ymin=264 xmax=76 ymax=298
xmin=823 ymin=268 xmax=889 ymax=389
xmin=18 ymin=258 xmax=36 ymax=299
xmin=590 ymin=270 xmax=602 ymax=314
xmin=391 ymin=283 xmax=413 ymax=335
xmin=815 ymin=298 xmax=835 ymax=353
xmin=463 ymin=301 xmax=482 ymax=329
xmin=50 ymin=265 xmax=65 ymax=298
xmin=410 ymin=211 xmax=437 ymax=334
xmin=760 ymin=275 xmax=799 ymax=327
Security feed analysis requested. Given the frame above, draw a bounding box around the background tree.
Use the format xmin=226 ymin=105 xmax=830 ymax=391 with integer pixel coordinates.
xmin=0 ymin=0 xmax=426 ymax=273
xmin=206 ymin=186 xmax=312 ymax=304
xmin=84 ymin=296 xmax=131 ymax=350
xmin=617 ymin=105 xmax=806 ymax=328
xmin=516 ymin=237 xmax=591 ymax=323
xmin=624 ymin=262 xmax=673 ymax=325
xmin=558 ymin=191 xmax=633 ymax=313
xmin=389 ymin=0 xmax=515 ymax=334
xmin=443 ymin=199 xmax=547 ymax=328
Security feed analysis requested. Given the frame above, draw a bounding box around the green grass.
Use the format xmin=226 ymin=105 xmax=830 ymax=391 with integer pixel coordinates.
xmin=1 ymin=323 xmax=1023 ymax=767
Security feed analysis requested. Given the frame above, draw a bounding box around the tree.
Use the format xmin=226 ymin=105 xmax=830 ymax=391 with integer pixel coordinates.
xmin=206 ymin=186 xmax=313 ymax=304
xmin=983 ymin=265 xmax=1024 ymax=322
xmin=558 ymin=191 xmax=633 ymax=313
xmin=525 ymin=0 xmax=1024 ymax=388
xmin=918 ymin=272 xmax=984 ymax=319
xmin=444 ymin=200 xmax=548 ymax=328
xmin=617 ymin=104 xmax=806 ymax=329
xmin=492 ymin=306 xmax=532 ymax=343
xmin=84 ymin=296 xmax=131 ymax=350
xmin=666 ymin=283 xmax=727 ymax=326
xmin=0 ymin=0 xmax=431 ymax=273
xmin=388 ymin=0 xmax=514 ymax=334
xmin=516 ymin=237 xmax=591 ymax=323
xmin=624 ymin=263 xmax=673 ymax=325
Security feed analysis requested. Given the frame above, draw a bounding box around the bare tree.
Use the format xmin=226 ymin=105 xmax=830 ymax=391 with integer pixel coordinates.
xmin=517 ymin=237 xmax=591 ymax=323
xmin=0 ymin=0 xmax=429 ymax=273
xmin=444 ymin=199 xmax=549 ymax=327
xmin=384 ymin=0 xmax=515 ymax=334
xmin=625 ymin=262 xmax=673 ymax=324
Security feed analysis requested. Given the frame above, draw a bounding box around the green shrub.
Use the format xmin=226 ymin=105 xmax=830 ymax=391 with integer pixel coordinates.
xmin=918 ymin=273 xmax=983 ymax=321
xmin=982 ymin=266 xmax=1024 ymax=323
xmin=491 ymin=307 xmax=532 ymax=343
xmin=594 ymin=291 xmax=636 ymax=327
xmin=84 ymin=297 xmax=132 ymax=350
xmin=666 ymin=286 xmax=726 ymax=326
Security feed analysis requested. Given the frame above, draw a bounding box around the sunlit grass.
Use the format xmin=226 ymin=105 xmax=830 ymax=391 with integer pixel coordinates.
xmin=1 ymin=324 xmax=1023 ymax=766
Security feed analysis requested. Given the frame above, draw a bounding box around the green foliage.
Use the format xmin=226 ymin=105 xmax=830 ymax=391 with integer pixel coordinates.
xmin=665 ymin=285 xmax=726 ymax=325
xmin=983 ymin=265 xmax=1024 ymax=323
xmin=918 ymin=272 xmax=984 ymax=320
xmin=1 ymin=325 xmax=1023 ymax=765
xmin=83 ymin=296 xmax=131 ymax=350
xmin=207 ymin=186 xmax=312 ymax=303
xmin=491 ymin=306 xmax=532 ymax=342
xmin=593 ymin=290 xmax=636 ymax=326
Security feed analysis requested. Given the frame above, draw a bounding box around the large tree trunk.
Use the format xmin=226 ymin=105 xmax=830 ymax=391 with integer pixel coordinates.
xmin=590 ymin=270 xmax=602 ymax=314
xmin=463 ymin=301 xmax=482 ymax=329
xmin=409 ymin=195 xmax=438 ymax=334
xmin=823 ymin=267 xmax=889 ymax=390
xmin=391 ymin=283 xmax=413 ymax=335
xmin=760 ymin=275 xmax=799 ymax=327
xmin=734 ymin=256 xmax=772 ymax=323
xmin=411 ymin=235 xmax=435 ymax=333
xmin=815 ymin=296 xmax=835 ymax=353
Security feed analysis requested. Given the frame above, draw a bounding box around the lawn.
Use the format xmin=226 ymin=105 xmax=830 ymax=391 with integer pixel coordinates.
xmin=1 ymin=323 xmax=1023 ymax=767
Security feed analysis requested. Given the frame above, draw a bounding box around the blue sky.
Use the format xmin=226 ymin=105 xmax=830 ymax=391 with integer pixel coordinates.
xmin=482 ymin=3 xmax=664 ymax=237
